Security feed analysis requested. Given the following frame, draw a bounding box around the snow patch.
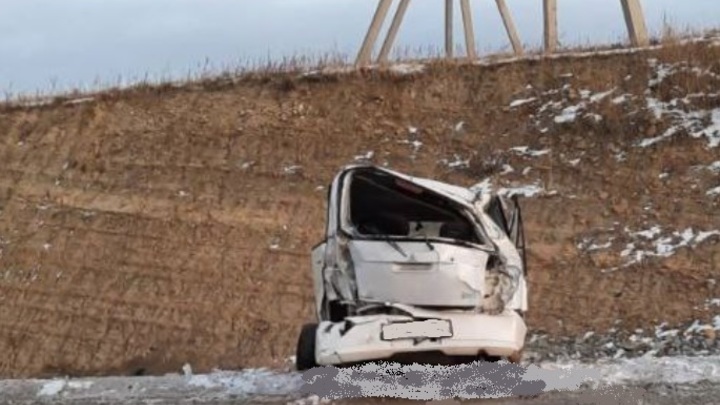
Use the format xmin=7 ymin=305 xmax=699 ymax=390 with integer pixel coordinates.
xmin=186 ymin=369 xmax=303 ymax=395
xmin=685 ymin=320 xmax=714 ymax=335
xmin=589 ymin=88 xmax=616 ymax=103
xmin=638 ymin=100 xmax=720 ymax=149
xmin=500 ymin=164 xmax=515 ymax=175
xmin=64 ymin=97 xmax=95 ymax=106
xmin=554 ymin=104 xmax=584 ymax=124
xmin=696 ymin=230 xmax=720 ymax=243
xmin=471 ymin=179 xmax=552 ymax=198
xmin=612 ymin=95 xmax=630 ymax=105
xmin=509 ymin=97 xmax=537 ymax=108
xmin=38 ymin=380 xmax=66 ymax=396
xmin=283 ymin=165 xmax=302 ymax=175
xmin=354 ymin=151 xmax=375 ymax=162
xmin=705 ymin=299 xmax=720 ymax=309
xmin=389 ymin=63 xmax=425 ymax=75
xmin=398 ymin=139 xmax=423 ymax=154
xmin=638 ymin=125 xmax=681 ymax=148
xmin=67 ymin=381 xmax=94 ymax=390
xmin=691 ymin=108 xmax=720 ymax=148
xmin=607 ymin=227 xmax=720 ymax=271
xmin=590 ymin=355 xmax=720 ymax=387
xmin=633 ymin=226 xmax=662 ymax=240
xmin=499 ymin=185 xmax=544 ymax=198
xmin=510 ymin=146 xmax=551 ymax=157
xmin=587 ymin=113 xmax=603 ymax=122
xmin=648 ymin=61 xmax=675 ymax=87
xmin=497 ymin=183 xmax=548 ymax=198
xmin=438 ymin=155 xmax=470 ymax=170
xmin=581 ymin=241 xmax=613 ymax=252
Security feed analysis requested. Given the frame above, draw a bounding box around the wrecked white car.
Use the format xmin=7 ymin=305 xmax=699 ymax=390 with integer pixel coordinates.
xmin=296 ymin=164 xmax=528 ymax=370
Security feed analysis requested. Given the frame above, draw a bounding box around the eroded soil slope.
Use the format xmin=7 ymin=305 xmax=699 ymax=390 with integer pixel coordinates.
xmin=0 ymin=39 xmax=719 ymax=378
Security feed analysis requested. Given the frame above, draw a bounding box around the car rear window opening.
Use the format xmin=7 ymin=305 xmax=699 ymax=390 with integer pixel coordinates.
xmin=347 ymin=169 xmax=482 ymax=245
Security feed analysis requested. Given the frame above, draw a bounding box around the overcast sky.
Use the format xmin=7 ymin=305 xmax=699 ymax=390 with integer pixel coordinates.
xmin=1 ymin=0 xmax=719 ymax=96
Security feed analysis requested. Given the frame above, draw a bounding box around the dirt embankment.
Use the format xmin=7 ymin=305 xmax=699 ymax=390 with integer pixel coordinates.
xmin=0 ymin=39 xmax=719 ymax=379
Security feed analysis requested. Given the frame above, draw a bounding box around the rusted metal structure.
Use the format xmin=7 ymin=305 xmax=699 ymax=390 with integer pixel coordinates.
xmin=356 ymin=0 xmax=650 ymax=66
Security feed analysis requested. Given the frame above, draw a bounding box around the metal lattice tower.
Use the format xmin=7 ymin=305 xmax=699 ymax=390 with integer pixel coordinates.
xmin=356 ymin=0 xmax=650 ymax=66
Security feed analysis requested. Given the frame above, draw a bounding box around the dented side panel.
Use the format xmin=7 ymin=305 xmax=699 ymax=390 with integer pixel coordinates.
xmin=316 ymin=169 xmax=359 ymax=320
xmin=311 ymin=243 xmax=327 ymax=320
xmin=473 ymin=197 xmax=525 ymax=314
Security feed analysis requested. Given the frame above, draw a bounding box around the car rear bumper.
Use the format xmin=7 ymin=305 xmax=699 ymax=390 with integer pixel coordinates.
xmin=315 ymin=309 xmax=527 ymax=366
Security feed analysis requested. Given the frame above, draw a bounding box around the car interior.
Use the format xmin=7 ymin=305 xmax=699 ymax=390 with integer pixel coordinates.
xmin=346 ymin=169 xmax=484 ymax=245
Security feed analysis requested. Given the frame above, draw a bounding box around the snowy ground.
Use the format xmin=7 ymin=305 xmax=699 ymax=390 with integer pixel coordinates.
xmin=4 ymin=355 xmax=720 ymax=404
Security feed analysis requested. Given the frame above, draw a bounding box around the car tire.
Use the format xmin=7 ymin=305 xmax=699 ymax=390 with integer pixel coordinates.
xmin=296 ymin=323 xmax=319 ymax=371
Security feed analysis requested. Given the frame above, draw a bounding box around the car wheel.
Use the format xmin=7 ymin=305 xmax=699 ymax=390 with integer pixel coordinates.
xmin=296 ymin=323 xmax=319 ymax=371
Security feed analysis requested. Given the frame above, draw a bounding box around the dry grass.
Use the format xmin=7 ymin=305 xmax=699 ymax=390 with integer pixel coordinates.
xmin=3 ymin=27 xmax=717 ymax=110
xmin=0 ymin=31 xmax=719 ymax=379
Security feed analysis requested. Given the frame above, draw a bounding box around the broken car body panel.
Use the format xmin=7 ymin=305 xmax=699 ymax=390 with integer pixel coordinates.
xmin=308 ymin=164 xmax=528 ymax=366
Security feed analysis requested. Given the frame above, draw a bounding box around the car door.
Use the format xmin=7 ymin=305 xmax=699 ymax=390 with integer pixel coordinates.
xmin=311 ymin=168 xmax=358 ymax=322
xmin=505 ymin=196 xmax=527 ymax=275
xmin=487 ymin=195 xmax=527 ymax=275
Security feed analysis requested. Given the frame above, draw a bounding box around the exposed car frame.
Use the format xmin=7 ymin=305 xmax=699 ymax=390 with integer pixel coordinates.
xmin=296 ymin=164 xmax=528 ymax=370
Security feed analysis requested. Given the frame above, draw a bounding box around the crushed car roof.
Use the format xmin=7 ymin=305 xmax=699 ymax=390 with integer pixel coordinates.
xmin=341 ymin=164 xmax=484 ymax=206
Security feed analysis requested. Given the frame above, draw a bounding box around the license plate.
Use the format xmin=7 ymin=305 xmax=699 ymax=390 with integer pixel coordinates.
xmin=381 ymin=319 xmax=453 ymax=341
